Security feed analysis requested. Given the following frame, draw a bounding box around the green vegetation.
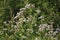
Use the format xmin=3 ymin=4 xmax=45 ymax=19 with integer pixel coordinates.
xmin=0 ymin=0 xmax=60 ymax=40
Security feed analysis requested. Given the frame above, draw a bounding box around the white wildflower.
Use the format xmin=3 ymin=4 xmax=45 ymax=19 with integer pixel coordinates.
xmin=46 ymin=25 xmax=53 ymax=31
xmin=38 ymin=24 xmax=48 ymax=28
xmin=38 ymin=24 xmax=48 ymax=31
xmin=27 ymin=28 xmax=33 ymax=33
xmin=27 ymin=19 xmax=29 ymax=22
xmin=48 ymin=22 xmax=54 ymax=25
xmin=19 ymin=18 xmax=24 ymax=21
xmin=36 ymin=9 xmax=41 ymax=14
xmin=14 ymin=16 xmax=19 ymax=19
xmin=17 ymin=12 xmax=20 ymax=16
xmin=35 ymin=37 xmax=38 ymax=40
xmin=8 ymin=21 xmax=12 ymax=23
xmin=38 ymin=28 xmax=43 ymax=31
xmin=38 ymin=16 xmax=44 ymax=19
xmin=27 ymin=29 xmax=30 ymax=31
xmin=25 ymin=4 xmax=31 ymax=8
xmin=31 ymin=4 xmax=35 ymax=7
xmin=23 ymin=18 xmax=26 ymax=22
xmin=16 ymin=11 xmax=23 ymax=18
xmin=25 ymin=4 xmax=34 ymax=8
xmin=14 ymin=25 xmax=17 ymax=28
xmin=15 ymin=22 xmax=20 ymax=26
xmin=18 ymin=11 xmax=23 ymax=15
xmin=20 ymin=8 xmax=26 ymax=11
xmin=48 ymin=31 xmax=53 ymax=34
xmin=53 ymin=31 xmax=58 ymax=36
xmin=4 ymin=21 xmax=7 ymax=24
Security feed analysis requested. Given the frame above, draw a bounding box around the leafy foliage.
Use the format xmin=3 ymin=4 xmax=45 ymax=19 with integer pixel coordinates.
xmin=0 ymin=0 xmax=60 ymax=40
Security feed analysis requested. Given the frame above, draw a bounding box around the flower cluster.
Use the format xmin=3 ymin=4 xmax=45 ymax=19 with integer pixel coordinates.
xmin=13 ymin=3 xmax=60 ymax=40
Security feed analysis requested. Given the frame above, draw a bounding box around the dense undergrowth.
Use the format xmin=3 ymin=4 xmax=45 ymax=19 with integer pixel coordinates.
xmin=0 ymin=0 xmax=60 ymax=40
